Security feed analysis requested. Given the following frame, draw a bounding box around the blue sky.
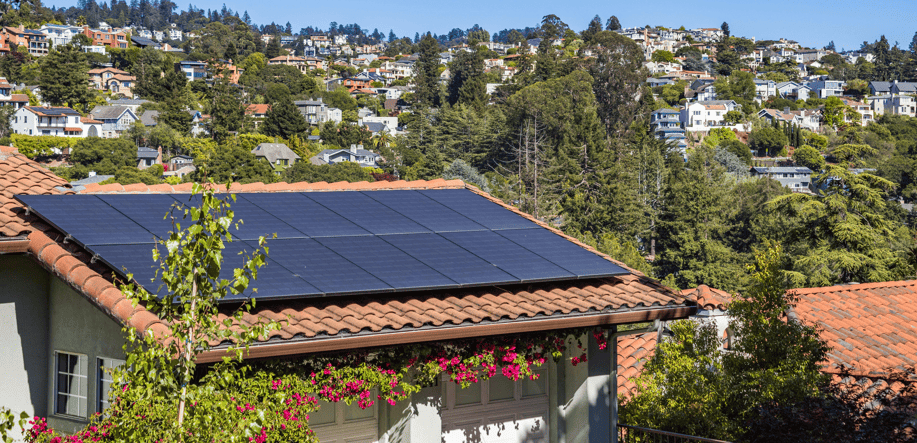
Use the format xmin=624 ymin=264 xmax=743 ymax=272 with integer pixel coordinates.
xmin=62 ymin=0 xmax=916 ymax=51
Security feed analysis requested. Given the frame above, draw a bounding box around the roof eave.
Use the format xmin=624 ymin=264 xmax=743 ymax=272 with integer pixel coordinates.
xmin=197 ymin=304 xmax=697 ymax=363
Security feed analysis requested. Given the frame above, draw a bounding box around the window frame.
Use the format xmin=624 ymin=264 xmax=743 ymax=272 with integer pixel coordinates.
xmin=96 ymin=357 xmax=125 ymax=413
xmin=54 ymin=351 xmax=89 ymax=419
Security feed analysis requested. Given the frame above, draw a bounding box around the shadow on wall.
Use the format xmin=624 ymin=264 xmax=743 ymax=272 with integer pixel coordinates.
xmin=0 ymin=255 xmax=51 ymax=422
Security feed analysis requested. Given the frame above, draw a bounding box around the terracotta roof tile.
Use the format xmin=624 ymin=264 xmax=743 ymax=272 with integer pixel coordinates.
xmin=794 ymin=280 xmax=917 ymax=374
xmin=617 ymin=332 xmax=658 ymax=396
xmin=681 ymin=285 xmax=732 ymax=310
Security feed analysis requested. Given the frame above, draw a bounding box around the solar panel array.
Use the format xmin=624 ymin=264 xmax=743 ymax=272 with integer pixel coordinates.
xmin=16 ymin=189 xmax=629 ymax=302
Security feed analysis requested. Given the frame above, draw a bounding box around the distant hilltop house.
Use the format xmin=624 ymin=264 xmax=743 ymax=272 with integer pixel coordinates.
xmin=294 ymin=98 xmax=342 ymax=125
xmin=311 ymin=144 xmax=381 ymax=168
xmin=1 ymin=25 xmax=48 ymax=57
xmin=11 ymin=106 xmax=101 ymax=138
xmin=136 ymin=147 xmax=162 ymax=169
xmin=0 ymin=77 xmax=29 ymax=110
xmin=88 ymin=67 xmax=136 ymax=97
xmin=252 ymin=143 xmax=301 ymax=170
xmin=750 ymin=166 xmax=814 ymax=193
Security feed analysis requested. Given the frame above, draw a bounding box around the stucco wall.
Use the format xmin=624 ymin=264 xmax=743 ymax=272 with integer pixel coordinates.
xmin=0 ymin=255 xmax=51 ymax=431
xmin=46 ymin=277 xmax=125 ymax=434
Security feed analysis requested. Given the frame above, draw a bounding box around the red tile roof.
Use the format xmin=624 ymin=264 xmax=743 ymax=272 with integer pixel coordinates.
xmin=681 ymin=285 xmax=732 ymax=311
xmin=793 ymin=280 xmax=917 ymax=375
xmin=1 ymin=155 xmax=695 ymax=361
xmin=618 ymin=332 xmax=657 ymax=396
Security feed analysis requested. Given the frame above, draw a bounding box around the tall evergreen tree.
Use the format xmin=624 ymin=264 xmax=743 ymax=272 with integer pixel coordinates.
xmin=262 ymin=96 xmax=307 ymax=139
xmin=264 ymin=34 xmax=282 ymax=59
xmin=721 ymin=21 xmax=730 ymax=37
xmin=605 ymin=15 xmax=621 ymax=31
xmin=446 ymin=49 xmax=486 ymax=107
xmin=413 ymin=34 xmax=441 ymax=108
xmin=38 ymin=44 xmax=94 ymax=109
xmin=582 ymin=15 xmax=602 ymax=43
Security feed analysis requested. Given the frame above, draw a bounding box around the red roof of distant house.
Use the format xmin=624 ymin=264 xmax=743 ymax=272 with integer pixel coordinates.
xmin=246 ymin=104 xmax=270 ymax=115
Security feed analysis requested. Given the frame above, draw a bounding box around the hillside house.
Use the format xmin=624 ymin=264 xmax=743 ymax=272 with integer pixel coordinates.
xmin=1 ymin=26 xmax=48 ymax=56
xmin=311 ymin=144 xmax=380 ymax=168
xmin=251 ymin=143 xmax=301 ymax=169
xmin=680 ymin=100 xmax=739 ymax=130
xmin=294 ymin=99 xmax=342 ymax=125
xmin=81 ymin=26 xmax=127 ymax=49
xmin=11 ymin=107 xmax=101 ymax=138
xmin=88 ymin=67 xmax=136 ymax=97
xmin=88 ymin=106 xmax=138 ymax=138
xmin=750 ymin=166 xmax=814 ymax=192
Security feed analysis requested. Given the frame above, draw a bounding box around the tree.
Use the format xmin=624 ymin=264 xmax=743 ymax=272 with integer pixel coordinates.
xmin=721 ymin=139 xmax=752 ymax=165
xmin=792 ymin=145 xmax=825 ymax=171
xmin=264 ymin=34 xmax=281 ymax=58
xmin=650 ymin=50 xmax=674 ymax=63
xmin=605 ymin=15 xmax=621 ymax=31
xmin=822 ymin=96 xmax=847 ymax=128
xmin=191 ymin=141 xmax=278 ymax=184
xmin=539 ymin=14 xmax=567 ymax=40
xmin=223 ymin=40 xmax=237 ymax=62
xmin=261 ymin=95 xmax=307 ymax=139
xmin=721 ymin=21 xmax=730 ymax=37
xmin=769 ymin=166 xmax=914 ymax=286
xmin=749 ymin=126 xmax=788 ymax=156
xmin=442 ymin=159 xmax=490 ymax=192
xmin=581 ymin=15 xmax=603 ymax=43
xmin=413 ymin=34 xmax=441 ymax=107
xmin=446 ymin=49 xmax=485 ymax=107
xmin=723 ymin=110 xmax=744 ymax=125
xmin=206 ymin=70 xmax=246 ymax=142
xmin=38 ymin=44 xmax=94 ymax=109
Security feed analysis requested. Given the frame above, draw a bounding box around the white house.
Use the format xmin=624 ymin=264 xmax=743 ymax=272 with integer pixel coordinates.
xmin=775 ymin=81 xmax=811 ymax=101
xmin=753 ymin=78 xmax=776 ymax=102
xmin=867 ymin=94 xmax=916 ymax=118
xmin=294 ymin=99 xmax=343 ymax=125
xmin=88 ymin=105 xmax=138 ymax=138
xmin=39 ymin=24 xmax=84 ymax=48
xmin=311 ymin=144 xmax=381 ymax=168
xmin=680 ymin=100 xmax=739 ymax=131
xmin=168 ymin=24 xmax=182 ymax=41
xmin=11 ymin=106 xmax=101 ymax=138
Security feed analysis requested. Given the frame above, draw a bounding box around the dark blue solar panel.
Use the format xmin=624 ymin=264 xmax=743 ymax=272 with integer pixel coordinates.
xmin=364 ymin=191 xmax=487 ymax=232
xmin=496 ymin=229 xmax=629 ymax=278
xmin=419 ymin=189 xmax=539 ymax=230
xmin=380 ymin=233 xmax=517 ymax=286
xmin=313 ymin=236 xmax=456 ymax=290
xmin=97 ymin=194 xmax=185 ymax=239
xmin=170 ymin=194 xmax=306 ymax=240
xmin=87 ymin=243 xmax=166 ymax=296
xmin=439 ymin=231 xmax=574 ymax=281
xmin=256 ymin=238 xmax=392 ymax=295
xmin=16 ymin=195 xmax=155 ymax=245
xmin=218 ymin=241 xmax=321 ymax=301
xmin=239 ymin=193 xmax=370 ymax=238
xmin=305 ymin=192 xmax=431 ymax=235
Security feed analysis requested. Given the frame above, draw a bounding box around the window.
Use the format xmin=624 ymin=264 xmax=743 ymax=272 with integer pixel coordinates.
xmin=55 ymin=352 xmax=88 ymax=417
xmin=97 ymin=358 xmax=124 ymax=412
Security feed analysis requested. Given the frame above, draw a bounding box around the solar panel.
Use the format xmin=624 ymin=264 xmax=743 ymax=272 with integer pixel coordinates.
xmin=257 ymin=238 xmax=393 ymax=295
xmin=170 ymin=194 xmax=306 ymax=240
xmin=97 ymin=194 xmax=185 ymax=239
xmin=313 ymin=236 xmax=457 ymax=290
xmin=16 ymin=195 xmax=156 ymax=245
xmin=380 ymin=233 xmax=517 ymax=286
xmin=218 ymin=241 xmax=321 ymax=301
xmin=364 ymin=191 xmax=487 ymax=232
xmin=419 ymin=189 xmax=540 ymax=230
xmin=496 ymin=229 xmax=629 ymax=278
xmin=305 ymin=192 xmax=431 ymax=235
xmin=439 ymin=231 xmax=574 ymax=281
xmin=239 ymin=193 xmax=370 ymax=238
xmin=87 ymin=243 xmax=166 ymax=296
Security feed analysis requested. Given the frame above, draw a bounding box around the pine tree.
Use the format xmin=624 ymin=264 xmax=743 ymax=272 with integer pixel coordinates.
xmin=262 ymin=96 xmax=307 ymax=139
xmin=582 ymin=14 xmax=602 ymax=43
xmin=388 ymin=29 xmax=396 ymax=42
xmin=721 ymin=21 xmax=730 ymax=37
xmin=605 ymin=15 xmax=621 ymax=31
xmin=264 ymin=34 xmax=281 ymax=58
xmin=38 ymin=45 xmax=93 ymax=109
xmin=223 ymin=41 xmax=237 ymax=62
xmin=413 ymin=35 xmax=441 ymax=108
xmin=241 ymin=10 xmax=250 ymax=25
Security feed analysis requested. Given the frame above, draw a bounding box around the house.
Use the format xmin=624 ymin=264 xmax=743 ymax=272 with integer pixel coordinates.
xmin=753 ymin=78 xmax=777 ymax=101
xmin=294 ymin=98 xmax=342 ymax=125
xmin=650 ymin=108 xmax=681 ymax=132
xmin=167 ymin=154 xmax=194 ymax=171
xmin=130 ymin=36 xmax=162 ymax=49
xmin=0 ymin=153 xmax=697 ymax=441
xmin=81 ymin=26 xmax=128 ymax=49
xmin=838 ymin=97 xmax=874 ymax=124
xmin=88 ymin=67 xmax=136 ymax=97
xmin=106 ymin=99 xmax=149 ymax=114
xmin=1 ymin=25 xmax=48 ymax=56
xmin=311 ymin=144 xmax=380 ymax=168
xmin=251 ymin=142 xmax=300 ymax=169
xmin=168 ymin=24 xmax=182 ymax=41
xmin=775 ymin=81 xmax=811 ymax=101
xmin=176 ymin=61 xmax=207 ymax=81
xmin=11 ymin=106 xmax=101 ymax=138
xmin=680 ymin=100 xmax=739 ymax=130
xmin=268 ymin=55 xmax=312 ymax=74
xmin=136 ymin=146 xmax=161 ymax=169
xmin=88 ymin=106 xmax=138 ymax=138
xmin=0 ymin=78 xmax=29 ymax=109
xmin=750 ymin=166 xmax=814 ymax=192
xmin=39 ymin=24 xmax=84 ymax=48
xmin=805 ymin=80 xmax=846 ymax=99
xmin=245 ymin=104 xmax=270 ymax=126
xmin=757 ymin=108 xmax=820 ymax=131
xmin=647 ymin=77 xmax=675 ymax=88
xmin=361 ymin=115 xmax=398 ymax=133
xmin=867 ymin=94 xmax=916 ymax=118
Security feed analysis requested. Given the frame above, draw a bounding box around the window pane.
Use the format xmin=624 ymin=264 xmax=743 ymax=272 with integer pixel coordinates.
xmin=488 ymin=375 xmax=515 ymax=402
xmin=57 ymin=374 xmax=71 ymax=394
xmin=454 ymin=384 xmax=481 ymax=406
xmin=344 ymin=401 xmax=374 ymax=421
xmin=310 ymin=399 xmax=335 ymax=425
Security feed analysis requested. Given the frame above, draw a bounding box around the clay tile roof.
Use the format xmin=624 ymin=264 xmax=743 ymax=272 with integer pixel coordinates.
xmin=0 ymin=154 xmax=72 ymax=237
xmin=4 ymin=159 xmax=695 ymax=360
xmin=681 ymin=285 xmax=732 ymax=311
xmin=794 ymin=280 xmax=917 ymax=374
xmin=618 ymin=332 xmax=658 ymax=396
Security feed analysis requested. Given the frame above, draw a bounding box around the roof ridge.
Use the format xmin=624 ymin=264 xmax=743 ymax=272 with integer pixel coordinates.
xmin=78 ymin=178 xmax=467 ymax=194
xmin=794 ymin=279 xmax=917 ymax=295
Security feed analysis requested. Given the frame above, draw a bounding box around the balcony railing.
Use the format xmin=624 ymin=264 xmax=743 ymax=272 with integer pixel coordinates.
xmin=618 ymin=424 xmax=732 ymax=443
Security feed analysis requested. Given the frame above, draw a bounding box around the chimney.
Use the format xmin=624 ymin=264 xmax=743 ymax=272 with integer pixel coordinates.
xmin=88 ymin=171 xmax=96 ymax=177
xmin=156 ymin=146 xmax=162 ymax=165
xmin=350 ymin=144 xmax=357 ymax=154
